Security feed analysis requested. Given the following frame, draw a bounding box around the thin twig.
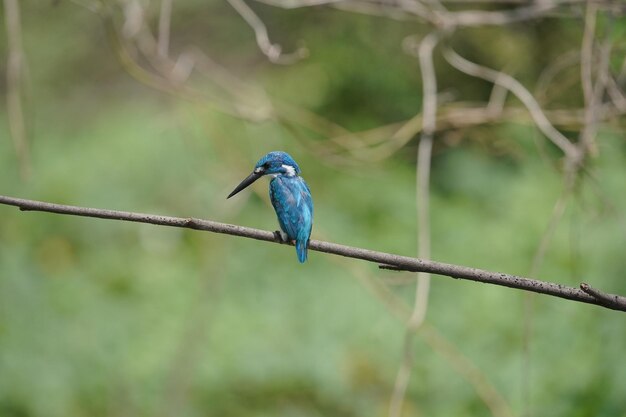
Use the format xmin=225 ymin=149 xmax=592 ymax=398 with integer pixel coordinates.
xmin=605 ymin=74 xmax=626 ymax=112
xmin=225 ymin=0 xmax=307 ymax=64
xmin=580 ymin=282 xmax=625 ymax=307
xmin=0 ymin=195 xmax=624 ymax=307
xmin=389 ymin=31 xmax=439 ymax=417
xmin=580 ymin=2 xmax=597 ymax=107
xmin=447 ymin=1 xmax=562 ymax=27
xmin=157 ymin=0 xmax=173 ymax=58
xmin=252 ymin=0 xmax=343 ymax=9
xmin=530 ymin=178 xmax=576 ymax=278
xmin=413 ymin=30 xmax=439 ymax=328
xmin=421 ymin=325 xmax=515 ymax=417
xmin=443 ymin=47 xmax=581 ymax=162
xmin=522 ymin=169 xmax=575 ymax=417
xmin=535 ymin=50 xmax=580 ymax=104
xmin=579 ymin=9 xmax=613 ymax=157
xmin=487 ymin=79 xmax=508 ymax=116
xmin=3 ymin=0 xmax=31 ymax=180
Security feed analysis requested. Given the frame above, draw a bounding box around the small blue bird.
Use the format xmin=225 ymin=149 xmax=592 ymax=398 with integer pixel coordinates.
xmin=227 ymin=151 xmax=313 ymax=263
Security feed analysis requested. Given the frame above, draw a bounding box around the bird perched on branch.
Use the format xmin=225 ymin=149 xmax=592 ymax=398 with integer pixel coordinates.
xmin=227 ymin=151 xmax=313 ymax=263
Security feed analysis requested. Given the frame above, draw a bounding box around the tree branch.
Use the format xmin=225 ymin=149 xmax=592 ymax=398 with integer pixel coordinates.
xmin=225 ymin=0 xmax=308 ymax=64
xmin=389 ymin=31 xmax=440 ymax=417
xmin=443 ymin=47 xmax=581 ymax=162
xmin=157 ymin=0 xmax=173 ymax=58
xmin=1 ymin=194 xmax=625 ymax=312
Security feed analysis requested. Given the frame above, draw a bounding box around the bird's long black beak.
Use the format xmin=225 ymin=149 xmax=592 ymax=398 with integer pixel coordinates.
xmin=227 ymin=171 xmax=263 ymax=199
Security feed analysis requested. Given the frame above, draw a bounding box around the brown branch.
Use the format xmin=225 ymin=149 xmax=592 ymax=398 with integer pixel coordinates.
xmin=0 ymin=194 xmax=625 ymax=312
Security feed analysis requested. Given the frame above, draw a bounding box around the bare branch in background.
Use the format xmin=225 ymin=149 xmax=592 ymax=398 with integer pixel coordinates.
xmin=443 ymin=47 xmax=582 ymax=162
xmin=606 ymin=75 xmax=626 ymax=113
xmin=1 ymin=194 xmax=626 ymax=311
xmin=396 ymin=0 xmax=438 ymax=21
xmin=535 ymin=50 xmax=580 ymax=103
xmin=311 ymin=229 xmax=515 ymax=417
xmin=530 ymin=176 xmax=577 ymax=280
xmin=68 ymin=0 xmax=102 ymax=13
xmin=487 ymin=80 xmax=509 ymax=116
xmin=71 ymin=0 xmax=626 ymax=169
xmin=389 ymin=31 xmax=439 ymax=417
xmin=226 ymin=0 xmax=308 ymax=64
xmin=522 ymin=170 xmax=575 ymax=417
xmin=252 ymin=0 xmax=344 ymax=9
xmin=245 ymin=0 xmax=625 ymax=26
xmin=522 ymin=12 xmax=616 ymax=415
xmin=578 ymin=5 xmax=613 ymax=158
xmin=578 ymin=2 xmax=601 ymax=158
xmin=253 ymin=0 xmax=625 ymax=21
xmin=120 ymin=0 xmax=145 ymax=38
xmin=103 ymin=9 xmax=278 ymax=121
xmin=421 ymin=325 xmax=515 ymax=417
xmin=3 ymin=0 xmax=31 ymax=180
xmin=332 ymin=1 xmax=418 ymax=21
xmin=158 ymin=0 xmax=173 ymax=58
xmin=446 ymin=2 xmax=560 ymax=27
xmin=580 ymin=3 xmax=597 ymax=107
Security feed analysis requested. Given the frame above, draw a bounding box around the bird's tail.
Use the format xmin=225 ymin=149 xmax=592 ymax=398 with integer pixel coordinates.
xmin=296 ymin=238 xmax=308 ymax=263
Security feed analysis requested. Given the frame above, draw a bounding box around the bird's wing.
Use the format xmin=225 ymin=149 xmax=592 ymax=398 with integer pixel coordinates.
xmin=269 ymin=177 xmax=313 ymax=242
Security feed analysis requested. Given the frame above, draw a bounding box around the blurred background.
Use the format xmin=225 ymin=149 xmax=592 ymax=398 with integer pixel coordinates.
xmin=1 ymin=0 xmax=626 ymax=416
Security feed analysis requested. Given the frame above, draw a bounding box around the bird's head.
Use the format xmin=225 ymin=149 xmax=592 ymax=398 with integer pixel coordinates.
xmin=253 ymin=151 xmax=301 ymax=177
xmin=227 ymin=151 xmax=301 ymax=199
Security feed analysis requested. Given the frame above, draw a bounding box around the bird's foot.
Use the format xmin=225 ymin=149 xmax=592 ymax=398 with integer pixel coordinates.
xmin=273 ymin=230 xmax=290 ymax=243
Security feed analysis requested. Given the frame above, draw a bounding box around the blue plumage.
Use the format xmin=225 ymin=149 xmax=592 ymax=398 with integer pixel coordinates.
xmin=227 ymin=151 xmax=313 ymax=263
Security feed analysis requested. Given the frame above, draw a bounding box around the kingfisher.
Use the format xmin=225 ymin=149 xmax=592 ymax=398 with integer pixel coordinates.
xmin=227 ymin=151 xmax=313 ymax=263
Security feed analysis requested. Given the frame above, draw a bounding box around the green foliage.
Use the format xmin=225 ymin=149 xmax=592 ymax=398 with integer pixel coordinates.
xmin=1 ymin=3 xmax=625 ymax=417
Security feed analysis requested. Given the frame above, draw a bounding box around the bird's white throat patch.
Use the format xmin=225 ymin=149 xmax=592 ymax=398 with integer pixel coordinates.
xmin=282 ymin=164 xmax=296 ymax=176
